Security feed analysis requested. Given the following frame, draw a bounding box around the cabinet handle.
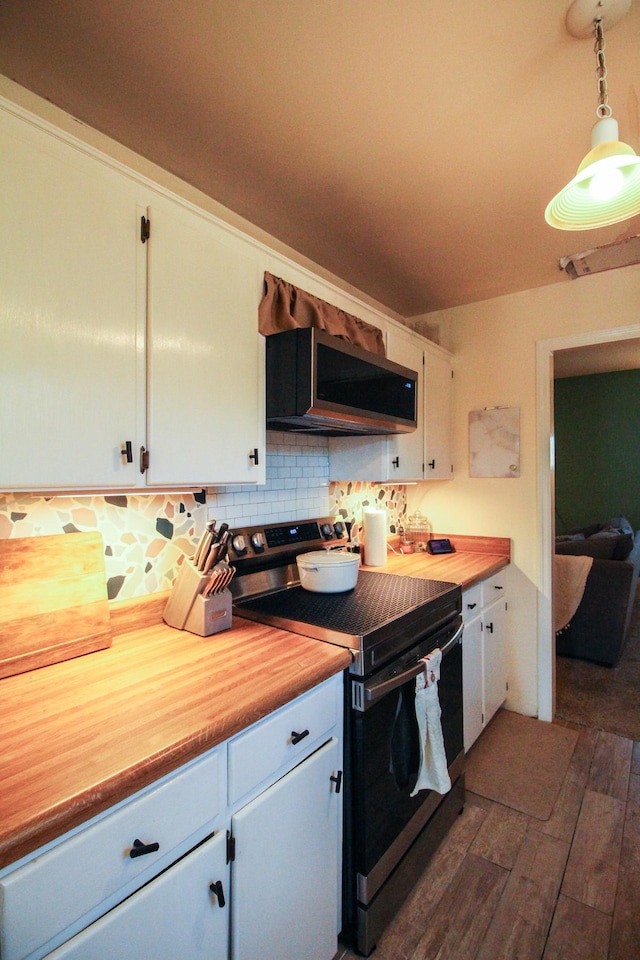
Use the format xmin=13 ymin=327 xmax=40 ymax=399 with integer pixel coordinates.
xmin=391 ymin=457 xmax=400 ymax=468
xmin=290 ymin=729 xmax=309 ymax=745
xmin=330 ymin=770 xmax=343 ymax=794
xmin=129 ymin=838 xmax=160 ymax=858
xmin=209 ymin=880 xmax=226 ymax=908
xmin=466 ymin=602 xmax=477 ymax=610
xmin=427 ymin=459 xmax=436 ymax=470
xmin=493 ymin=585 xmax=504 ymax=590
xmin=249 ymin=447 xmax=259 ymax=466
xmin=120 ymin=440 xmax=133 ymax=464
xmin=140 ymin=445 xmax=150 ymax=474
xmin=485 ymin=622 xmax=494 ymax=634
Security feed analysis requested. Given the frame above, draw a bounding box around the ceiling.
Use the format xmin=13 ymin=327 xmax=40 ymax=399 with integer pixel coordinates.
xmin=1 ymin=0 xmax=639 ymax=319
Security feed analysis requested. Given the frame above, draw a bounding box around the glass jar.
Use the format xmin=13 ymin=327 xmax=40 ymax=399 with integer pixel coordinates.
xmin=406 ymin=511 xmax=431 ymax=549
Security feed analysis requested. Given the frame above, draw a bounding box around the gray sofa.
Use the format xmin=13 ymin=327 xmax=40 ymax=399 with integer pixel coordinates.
xmin=555 ymin=517 xmax=640 ymax=666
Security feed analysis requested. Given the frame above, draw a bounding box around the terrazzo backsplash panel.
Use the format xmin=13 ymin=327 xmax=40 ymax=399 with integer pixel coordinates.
xmin=328 ymin=481 xmax=407 ymax=547
xmin=0 ymin=492 xmax=208 ymax=600
xmin=0 ymin=432 xmax=407 ymax=600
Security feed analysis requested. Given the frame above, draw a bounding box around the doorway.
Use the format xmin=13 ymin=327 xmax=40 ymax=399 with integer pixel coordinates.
xmin=536 ymin=325 xmax=640 ymax=722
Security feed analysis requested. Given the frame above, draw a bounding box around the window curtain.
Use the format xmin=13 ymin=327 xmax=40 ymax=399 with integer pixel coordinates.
xmin=258 ymin=272 xmax=385 ymax=356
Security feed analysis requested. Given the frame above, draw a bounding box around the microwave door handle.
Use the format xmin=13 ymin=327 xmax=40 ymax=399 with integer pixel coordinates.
xmin=363 ymin=621 xmax=464 ymax=706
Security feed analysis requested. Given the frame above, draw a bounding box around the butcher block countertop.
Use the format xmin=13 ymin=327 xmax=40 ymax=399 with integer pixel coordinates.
xmin=0 ymin=533 xmax=509 ymax=872
xmin=364 ymin=533 xmax=511 ymax=588
xmin=0 ymin=597 xmax=351 ymax=871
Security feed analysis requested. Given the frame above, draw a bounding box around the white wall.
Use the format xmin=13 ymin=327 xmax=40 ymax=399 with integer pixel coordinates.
xmin=407 ymin=262 xmax=640 ymax=717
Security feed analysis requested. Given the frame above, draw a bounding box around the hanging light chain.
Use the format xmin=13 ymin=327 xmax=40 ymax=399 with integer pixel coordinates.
xmin=593 ymin=17 xmax=612 ymax=119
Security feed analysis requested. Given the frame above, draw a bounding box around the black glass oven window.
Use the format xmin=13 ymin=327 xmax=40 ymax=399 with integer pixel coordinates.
xmin=316 ymin=343 xmax=416 ymax=422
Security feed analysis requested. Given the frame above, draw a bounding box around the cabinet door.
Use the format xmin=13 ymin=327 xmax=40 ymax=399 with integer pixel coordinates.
xmin=44 ymin=831 xmax=229 ymax=960
xmin=145 ymin=196 xmax=264 ymax=486
xmin=386 ymin=332 xmax=424 ymax=481
xmin=424 ymin=345 xmax=452 ymax=479
xmin=231 ymin=738 xmax=340 ymax=960
xmin=328 ymin=333 xmax=424 ymax=482
xmin=483 ymin=597 xmax=508 ymax=726
xmin=0 ymin=108 xmax=144 ymax=490
xmin=462 ymin=613 xmax=484 ymax=752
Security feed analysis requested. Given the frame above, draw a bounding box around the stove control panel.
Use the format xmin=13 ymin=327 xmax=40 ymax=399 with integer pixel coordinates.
xmin=228 ymin=516 xmax=348 ymax=566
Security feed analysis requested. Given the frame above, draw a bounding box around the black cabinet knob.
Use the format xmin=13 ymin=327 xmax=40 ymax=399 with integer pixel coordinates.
xmin=209 ymin=880 xmax=226 ymax=908
xmin=290 ymin=729 xmax=310 ymax=745
xmin=330 ymin=770 xmax=343 ymax=794
xmin=129 ymin=838 xmax=160 ymax=858
xmin=120 ymin=441 xmax=133 ymax=464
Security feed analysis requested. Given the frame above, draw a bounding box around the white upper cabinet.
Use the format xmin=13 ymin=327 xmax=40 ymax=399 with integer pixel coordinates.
xmin=328 ymin=329 xmax=453 ymax=483
xmin=0 ymin=108 xmax=145 ymax=490
xmin=424 ymin=344 xmax=453 ymax=479
xmin=0 ymin=101 xmax=265 ymax=492
xmin=145 ymin=196 xmax=264 ymax=486
xmin=386 ymin=332 xmax=425 ymax=481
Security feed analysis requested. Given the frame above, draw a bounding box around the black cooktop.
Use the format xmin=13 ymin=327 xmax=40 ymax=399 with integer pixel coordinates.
xmin=228 ymin=518 xmax=461 ymax=674
xmin=233 ymin=570 xmax=459 ymax=643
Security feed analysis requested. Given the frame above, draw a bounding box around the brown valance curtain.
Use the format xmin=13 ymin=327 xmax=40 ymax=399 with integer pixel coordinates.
xmin=258 ymin=272 xmax=385 ymax=356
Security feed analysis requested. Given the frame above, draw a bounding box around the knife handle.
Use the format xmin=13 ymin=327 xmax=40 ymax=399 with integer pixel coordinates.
xmin=214 ymin=522 xmax=229 ymax=543
xmin=202 ymin=542 xmax=220 ymax=574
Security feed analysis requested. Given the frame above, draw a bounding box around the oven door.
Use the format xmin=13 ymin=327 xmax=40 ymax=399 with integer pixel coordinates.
xmin=345 ymin=617 xmax=464 ymax=909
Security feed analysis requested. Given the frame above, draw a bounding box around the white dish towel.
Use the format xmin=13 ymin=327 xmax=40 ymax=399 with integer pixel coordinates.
xmin=410 ymin=648 xmax=452 ymax=797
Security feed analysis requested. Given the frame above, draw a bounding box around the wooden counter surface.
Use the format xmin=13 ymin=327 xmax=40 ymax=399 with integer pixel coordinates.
xmin=0 ymin=534 xmax=509 ymax=872
xmin=0 ymin=598 xmax=351 ymax=871
xmin=362 ymin=534 xmax=510 ymax=588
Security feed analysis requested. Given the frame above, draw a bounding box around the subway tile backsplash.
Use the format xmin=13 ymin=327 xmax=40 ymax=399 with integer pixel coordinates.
xmin=0 ymin=432 xmax=407 ymax=600
xmin=206 ymin=432 xmax=331 ymax=527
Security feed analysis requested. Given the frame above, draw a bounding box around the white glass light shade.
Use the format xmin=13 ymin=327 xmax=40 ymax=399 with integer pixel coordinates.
xmin=545 ymin=117 xmax=640 ymax=230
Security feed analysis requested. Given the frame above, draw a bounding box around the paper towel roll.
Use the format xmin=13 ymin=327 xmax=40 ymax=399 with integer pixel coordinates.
xmin=363 ymin=508 xmax=387 ymax=567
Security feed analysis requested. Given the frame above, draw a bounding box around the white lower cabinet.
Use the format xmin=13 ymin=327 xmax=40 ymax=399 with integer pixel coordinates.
xmin=43 ymin=831 xmax=229 ymax=960
xmin=462 ymin=569 xmax=508 ymax=752
xmin=0 ymin=675 xmax=343 ymax=960
xmin=482 ymin=593 xmax=508 ymax=729
xmin=0 ymin=750 xmax=224 ymax=960
xmin=231 ymin=738 xmax=340 ymax=960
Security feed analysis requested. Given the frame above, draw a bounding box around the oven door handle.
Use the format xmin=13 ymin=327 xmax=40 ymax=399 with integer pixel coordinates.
xmin=362 ymin=621 xmax=464 ymax=706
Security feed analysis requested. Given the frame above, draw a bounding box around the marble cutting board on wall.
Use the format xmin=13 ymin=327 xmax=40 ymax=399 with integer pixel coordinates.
xmin=469 ymin=407 xmax=520 ymax=478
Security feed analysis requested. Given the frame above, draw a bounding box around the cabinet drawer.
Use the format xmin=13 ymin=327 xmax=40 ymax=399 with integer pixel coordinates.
xmin=227 ymin=678 xmax=338 ymax=805
xmin=461 ymin=583 xmax=482 ymax=622
xmin=1 ymin=749 xmax=222 ymax=960
xmin=41 ymin=831 xmax=228 ymax=960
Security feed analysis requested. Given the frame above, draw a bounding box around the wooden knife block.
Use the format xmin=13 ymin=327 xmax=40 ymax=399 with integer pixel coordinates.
xmin=0 ymin=531 xmax=112 ymax=679
xmin=163 ymin=560 xmax=232 ymax=637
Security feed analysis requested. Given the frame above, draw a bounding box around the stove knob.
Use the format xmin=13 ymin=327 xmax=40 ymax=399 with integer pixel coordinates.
xmin=320 ymin=523 xmax=333 ymax=539
xmin=231 ymin=534 xmax=248 ymax=556
xmin=333 ymin=521 xmax=344 ymax=538
xmin=250 ymin=532 xmax=265 ymax=553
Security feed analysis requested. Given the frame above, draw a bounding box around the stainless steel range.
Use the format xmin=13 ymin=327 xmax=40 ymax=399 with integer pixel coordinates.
xmin=228 ymin=517 xmax=464 ymax=957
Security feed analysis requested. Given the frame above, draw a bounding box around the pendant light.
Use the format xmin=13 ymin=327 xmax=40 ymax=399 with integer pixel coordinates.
xmin=545 ymin=0 xmax=640 ymax=230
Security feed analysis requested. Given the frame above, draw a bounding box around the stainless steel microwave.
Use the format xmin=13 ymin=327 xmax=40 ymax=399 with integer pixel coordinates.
xmin=265 ymin=327 xmax=417 ymax=436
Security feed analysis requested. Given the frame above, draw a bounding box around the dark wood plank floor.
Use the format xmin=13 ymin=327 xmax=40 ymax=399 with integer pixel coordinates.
xmin=338 ymin=726 xmax=640 ymax=960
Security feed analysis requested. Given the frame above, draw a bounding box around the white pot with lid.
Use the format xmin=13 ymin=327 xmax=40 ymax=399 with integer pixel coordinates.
xmin=296 ymin=549 xmax=360 ymax=593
